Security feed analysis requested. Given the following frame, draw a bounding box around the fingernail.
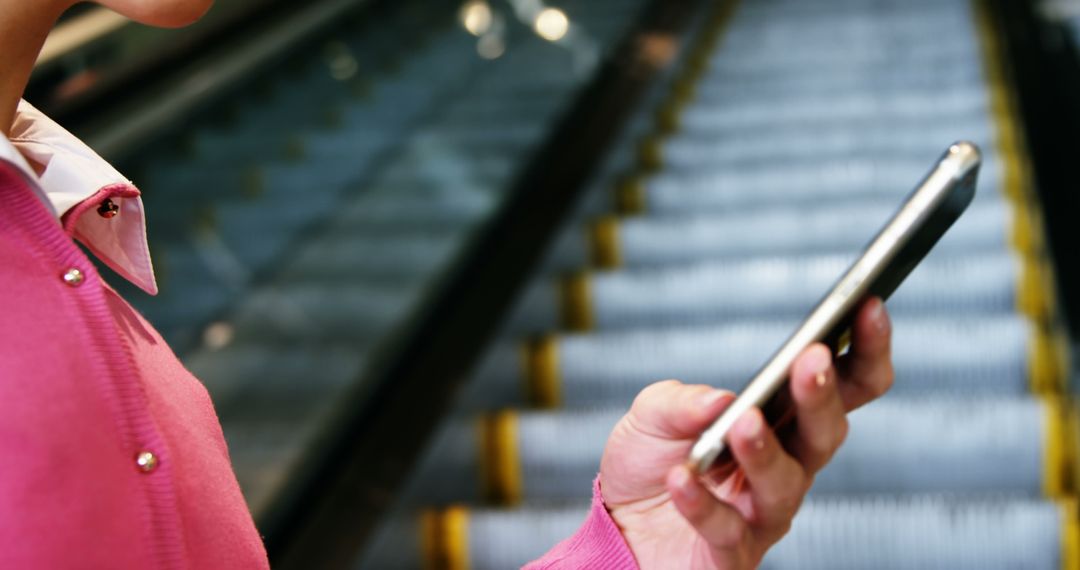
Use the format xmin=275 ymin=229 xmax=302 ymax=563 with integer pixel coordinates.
xmin=871 ymin=299 xmax=889 ymax=333
xmin=739 ymin=410 xmax=762 ymax=439
xmin=700 ymin=389 xmax=729 ymax=410
xmin=807 ymin=345 xmax=831 ymax=376
xmin=815 ymin=371 xmax=828 ymax=388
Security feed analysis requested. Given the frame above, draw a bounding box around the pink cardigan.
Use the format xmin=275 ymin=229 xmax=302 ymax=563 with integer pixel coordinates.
xmin=0 ymin=163 xmax=267 ymax=568
xmin=524 ymin=478 xmax=641 ymax=569
xmin=0 ymin=163 xmax=636 ymax=568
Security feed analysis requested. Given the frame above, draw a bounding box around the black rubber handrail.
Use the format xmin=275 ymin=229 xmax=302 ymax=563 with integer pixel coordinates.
xmin=29 ymin=0 xmax=377 ymax=162
xmin=990 ymin=0 xmax=1080 ymax=338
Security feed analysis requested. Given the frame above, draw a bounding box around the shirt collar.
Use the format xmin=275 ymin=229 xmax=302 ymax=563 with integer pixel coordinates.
xmin=1 ymin=100 xmax=158 ymax=295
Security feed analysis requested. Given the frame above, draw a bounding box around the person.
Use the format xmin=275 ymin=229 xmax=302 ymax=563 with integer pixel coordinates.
xmin=0 ymin=1 xmax=894 ymax=569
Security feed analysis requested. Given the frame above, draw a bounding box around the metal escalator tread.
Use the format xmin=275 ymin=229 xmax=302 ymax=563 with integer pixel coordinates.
xmin=362 ymin=0 xmax=1077 ymax=568
xmin=424 ymin=497 xmax=1076 ymax=570
xmin=366 ymin=499 xmax=1080 ymax=569
xmin=463 ymin=315 xmax=1036 ymax=408
xmin=403 ymin=395 xmax=1067 ymax=505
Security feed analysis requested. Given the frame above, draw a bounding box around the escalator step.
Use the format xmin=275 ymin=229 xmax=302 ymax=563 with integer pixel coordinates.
xmin=405 ymin=395 xmax=1066 ymax=505
xmin=461 ymin=314 xmax=1035 ymax=409
xmin=375 ymin=497 xmax=1075 ymax=570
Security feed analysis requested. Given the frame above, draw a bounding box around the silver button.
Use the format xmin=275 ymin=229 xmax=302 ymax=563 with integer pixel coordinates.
xmin=62 ymin=268 xmax=84 ymax=287
xmin=135 ymin=451 xmax=158 ymax=473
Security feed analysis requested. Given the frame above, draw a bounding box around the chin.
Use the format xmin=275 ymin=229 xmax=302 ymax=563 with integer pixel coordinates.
xmin=108 ymin=0 xmax=215 ymax=28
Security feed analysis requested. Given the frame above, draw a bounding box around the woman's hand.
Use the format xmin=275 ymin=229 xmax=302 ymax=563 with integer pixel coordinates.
xmin=599 ymin=298 xmax=893 ymax=569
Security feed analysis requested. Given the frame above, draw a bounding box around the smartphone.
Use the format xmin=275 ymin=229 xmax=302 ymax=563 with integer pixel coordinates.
xmin=687 ymin=141 xmax=981 ymax=475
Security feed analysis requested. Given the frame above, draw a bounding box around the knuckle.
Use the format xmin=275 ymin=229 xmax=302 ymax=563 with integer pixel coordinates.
xmin=883 ymin=365 xmax=896 ymax=392
xmin=649 ymin=378 xmax=683 ymax=396
xmin=773 ymin=475 xmax=807 ymax=513
xmin=757 ymin=518 xmax=793 ymax=550
xmin=869 ymin=365 xmax=895 ymax=399
xmin=632 ymin=379 xmax=681 ymax=409
xmin=833 ymin=416 xmax=850 ymax=449
xmin=772 ymin=492 xmax=801 ymax=515
xmin=745 ymin=435 xmax=779 ymax=468
xmin=774 ymin=518 xmax=794 ymax=541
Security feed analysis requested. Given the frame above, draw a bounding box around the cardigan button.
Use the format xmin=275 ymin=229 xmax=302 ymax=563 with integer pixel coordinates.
xmin=135 ymin=451 xmax=159 ymax=473
xmin=62 ymin=268 xmax=85 ymax=287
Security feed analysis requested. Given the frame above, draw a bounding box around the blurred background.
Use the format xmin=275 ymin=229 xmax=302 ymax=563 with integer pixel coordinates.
xmin=29 ymin=0 xmax=1080 ymax=567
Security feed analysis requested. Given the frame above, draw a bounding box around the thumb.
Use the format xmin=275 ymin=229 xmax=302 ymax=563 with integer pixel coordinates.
xmin=602 ymin=380 xmax=734 ymax=506
xmin=625 ymin=380 xmax=733 ymax=442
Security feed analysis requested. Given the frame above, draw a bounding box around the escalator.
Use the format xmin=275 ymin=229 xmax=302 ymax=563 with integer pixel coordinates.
xmin=359 ymin=0 xmax=1079 ymax=567
xmin=30 ymin=0 xmax=1078 ymax=568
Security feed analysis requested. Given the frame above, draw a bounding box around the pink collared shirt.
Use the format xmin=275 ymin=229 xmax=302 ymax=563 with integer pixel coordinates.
xmin=4 ymin=99 xmax=157 ymax=294
xmin=0 ymin=101 xmax=267 ymax=569
xmin=0 ymin=101 xmax=635 ymax=569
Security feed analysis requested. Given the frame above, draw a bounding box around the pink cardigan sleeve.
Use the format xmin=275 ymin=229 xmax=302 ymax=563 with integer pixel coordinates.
xmin=524 ymin=477 xmax=639 ymax=569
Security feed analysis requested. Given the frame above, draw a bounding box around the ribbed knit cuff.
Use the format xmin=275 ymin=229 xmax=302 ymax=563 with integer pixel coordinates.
xmin=523 ymin=476 xmax=639 ymax=569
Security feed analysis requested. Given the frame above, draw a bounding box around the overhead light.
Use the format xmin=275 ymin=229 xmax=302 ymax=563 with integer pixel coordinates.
xmin=203 ymin=321 xmax=235 ymax=350
xmin=477 ymin=33 xmax=505 ymax=60
xmin=461 ymin=0 xmax=493 ymax=36
xmin=533 ymin=7 xmax=568 ymax=42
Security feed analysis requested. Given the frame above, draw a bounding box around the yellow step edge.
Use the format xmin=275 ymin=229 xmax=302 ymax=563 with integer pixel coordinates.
xmin=615 ymin=175 xmax=647 ymax=215
xmin=975 ymin=0 xmax=1065 ymax=338
xmin=1017 ymin=256 xmax=1051 ymax=324
xmin=977 ymin=0 xmax=1065 ymax=338
xmin=655 ymin=98 xmax=681 ymax=134
xmin=523 ymin=336 xmax=561 ymax=408
xmin=480 ymin=411 xmax=522 ymax=506
xmin=1054 ymin=328 xmax=1073 ymax=393
xmin=684 ymin=44 xmax=712 ymax=73
xmin=559 ymin=272 xmax=594 ymax=332
xmin=420 ymin=509 xmax=441 ymax=570
xmin=1044 ymin=395 xmax=1068 ymax=498
xmin=1042 ymin=259 xmax=1063 ymax=332
xmin=444 ymin=506 xmax=470 ymax=570
xmin=1030 ymin=326 xmax=1069 ymax=394
xmin=681 ymin=51 xmax=709 ymax=83
xmin=1009 ymin=200 xmax=1047 ymax=257
xmin=670 ymin=75 xmax=697 ymax=106
xmin=656 ymin=0 xmax=742 ymax=138
xmin=1067 ymin=399 xmax=1080 ymax=495
xmin=1061 ymin=497 xmax=1079 ymax=570
xmin=973 ymin=0 xmax=1041 ymax=210
xmin=637 ymin=134 xmax=664 ymax=172
xmin=987 ymin=105 xmax=1028 ymax=204
xmin=710 ymin=0 xmax=741 ymax=28
xmin=589 ymin=216 xmax=623 ymax=269
xmin=419 ymin=507 xmax=470 ymax=570
xmin=700 ymin=0 xmax=741 ymax=54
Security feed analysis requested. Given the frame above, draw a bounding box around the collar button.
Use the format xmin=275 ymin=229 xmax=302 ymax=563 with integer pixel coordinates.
xmin=97 ymin=198 xmax=120 ymax=219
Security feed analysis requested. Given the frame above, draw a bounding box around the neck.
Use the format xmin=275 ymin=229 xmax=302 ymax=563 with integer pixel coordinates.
xmin=0 ymin=1 xmax=71 ymax=137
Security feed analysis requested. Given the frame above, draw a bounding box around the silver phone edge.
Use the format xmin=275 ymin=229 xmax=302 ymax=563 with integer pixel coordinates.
xmin=687 ymin=142 xmax=981 ymax=475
